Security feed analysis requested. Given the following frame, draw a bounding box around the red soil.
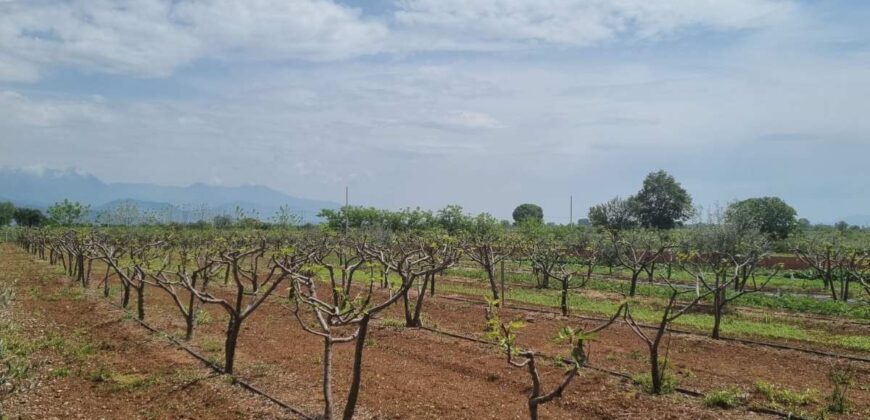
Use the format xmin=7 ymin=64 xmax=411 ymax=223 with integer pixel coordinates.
xmin=2 ymin=246 xmax=868 ymax=419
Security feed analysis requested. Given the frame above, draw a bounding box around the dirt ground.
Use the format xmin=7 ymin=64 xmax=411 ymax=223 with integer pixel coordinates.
xmin=1 ymin=245 xmax=868 ymax=419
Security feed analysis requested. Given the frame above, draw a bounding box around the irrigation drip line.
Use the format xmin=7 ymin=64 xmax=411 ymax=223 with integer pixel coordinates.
xmin=417 ymin=325 xmax=809 ymax=420
xmin=733 ymin=306 xmax=869 ymax=327
xmin=103 ymin=300 xmax=314 ymax=420
xmin=437 ymin=294 xmax=870 ymax=364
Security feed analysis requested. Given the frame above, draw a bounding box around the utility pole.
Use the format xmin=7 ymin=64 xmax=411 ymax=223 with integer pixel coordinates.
xmin=344 ymin=186 xmax=349 ymax=235
xmin=569 ymin=195 xmax=573 ymax=226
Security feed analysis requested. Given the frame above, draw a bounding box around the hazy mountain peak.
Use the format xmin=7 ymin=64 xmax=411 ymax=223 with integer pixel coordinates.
xmin=0 ymin=166 xmax=339 ymax=222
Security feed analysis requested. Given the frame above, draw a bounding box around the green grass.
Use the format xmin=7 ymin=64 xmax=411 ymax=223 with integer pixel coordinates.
xmin=437 ymin=283 xmax=870 ymax=352
xmin=447 ymin=265 xmax=868 ymax=320
xmin=194 ymin=309 xmax=213 ymax=326
xmin=379 ymin=317 xmax=406 ymax=330
xmin=631 ymin=360 xmax=678 ymax=395
xmin=200 ymin=338 xmax=223 ymax=353
xmin=754 ymin=381 xmax=819 ymax=409
xmin=48 ymin=367 xmax=71 ymax=378
xmin=88 ymin=367 xmax=155 ymax=392
xmin=704 ymin=387 xmax=747 ymax=409
xmin=44 ymin=286 xmax=84 ymax=302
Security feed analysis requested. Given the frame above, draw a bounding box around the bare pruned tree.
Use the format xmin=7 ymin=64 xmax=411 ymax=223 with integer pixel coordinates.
xmin=623 ymin=280 xmax=712 ymax=394
xmin=793 ymin=233 xmax=852 ymax=301
xmin=287 ymin=231 xmax=457 ymax=419
xmin=148 ymin=239 xmax=221 ymax=340
xmin=612 ymin=230 xmax=672 ymax=296
xmin=486 ymin=297 xmax=625 ymax=419
xmin=843 ymin=247 xmax=869 ymax=302
xmin=361 ymin=231 xmax=460 ymax=327
xmin=180 ymin=237 xmax=311 ymax=374
xmin=461 ymin=214 xmax=522 ymax=302
xmin=679 ymin=225 xmax=778 ymax=339
xmin=95 ymin=233 xmax=164 ymax=320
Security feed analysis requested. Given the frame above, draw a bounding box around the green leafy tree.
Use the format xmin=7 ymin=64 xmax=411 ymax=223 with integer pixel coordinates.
xmin=47 ymin=199 xmax=90 ymax=226
xmin=435 ymin=204 xmax=471 ymax=234
xmin=13 ymin=208 xmax=46 ymax=227
xmin=797 ymin=218 xmax=811 ymax=230
xmin=512 ymin=203 xmax=543 ymax=225
xmin=212 ymin=215 xmax=233 ymax=229
xmin=588 ymin=196 xmax=638 ymax=231
xmin=633 ymin=170 xmax=693 ymax=229
xmin=318 ymin=206 xmax=384 ymax=231
xmin=0 ymin=201 xmax=14 ymax=226
xmin=724 ymin=197 xmax=797 ymax=240
xmin=272 ymin=204 xmax=302 ymax=228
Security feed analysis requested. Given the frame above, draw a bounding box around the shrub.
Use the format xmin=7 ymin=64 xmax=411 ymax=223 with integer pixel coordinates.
xmin=754 ymin=381 xmax=819 ymax=408
xmin=632 ymin=359 xmax=677 ymax=394
xmin=827 ymin=364 xmax=855 ymax=414
xmin=704 ymin=387 xmax=747 ymax=409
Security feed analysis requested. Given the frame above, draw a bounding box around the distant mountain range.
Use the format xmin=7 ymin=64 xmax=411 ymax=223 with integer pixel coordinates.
xmin=0 ymin=167 xmax=339 ymax=223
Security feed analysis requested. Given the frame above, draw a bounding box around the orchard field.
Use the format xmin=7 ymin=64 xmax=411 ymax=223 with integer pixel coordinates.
xmin=0 ymin=223 xmax=867 ymax=420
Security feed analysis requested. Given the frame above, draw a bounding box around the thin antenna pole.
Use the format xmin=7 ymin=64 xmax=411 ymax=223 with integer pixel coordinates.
xmin=344 ymin=186 xmax=349 ymax=235
xmin=570 ymin=195 xmax=573 ymax=226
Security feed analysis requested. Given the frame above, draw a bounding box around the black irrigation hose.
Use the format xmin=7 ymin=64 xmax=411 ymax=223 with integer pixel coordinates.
xmin=417 ymin=325 xmax=809 ymax=420
xmin=101 ymin=300 xmax=314 ymax=420
xmin=437 ymin=294 xmax=870 ymax=364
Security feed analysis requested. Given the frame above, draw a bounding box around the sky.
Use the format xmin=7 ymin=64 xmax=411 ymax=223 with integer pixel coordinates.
xmin=0 ymin=0 xmax=868 ymax=224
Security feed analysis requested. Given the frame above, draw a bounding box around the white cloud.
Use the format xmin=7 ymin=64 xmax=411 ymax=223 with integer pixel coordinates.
xmin=444 ymin=111 xmax=504 ymax=129
xmin=394 ymin=0 xmax=793 ymax=47
xmin=0 ymin=90 xmax=115 ymax=127
xmin=172 ymin=0 xmax=388 ymax=61
xmin=0 ymin=0 xmax=798 ymax=82
xmin=1 ymin=0 xmax=867 ymax=222
xmin=0 ymin=0 xmax=387 ymax=81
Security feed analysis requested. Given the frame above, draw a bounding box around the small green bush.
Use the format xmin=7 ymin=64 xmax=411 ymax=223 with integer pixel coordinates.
xmin=704 ymin=387 xmax=747 ymax=409
xmin=827 ymin=364 xmax=855 ymax=414
xmin=379 ymin=317 xmax=406 ymax=330
xmin=632 ymin=359 xmax=678 ymax=395
xmin=194 ymin=309 xmax=212 ymax=326
xmin=754 ymin=381 xmax=819 ymax=408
